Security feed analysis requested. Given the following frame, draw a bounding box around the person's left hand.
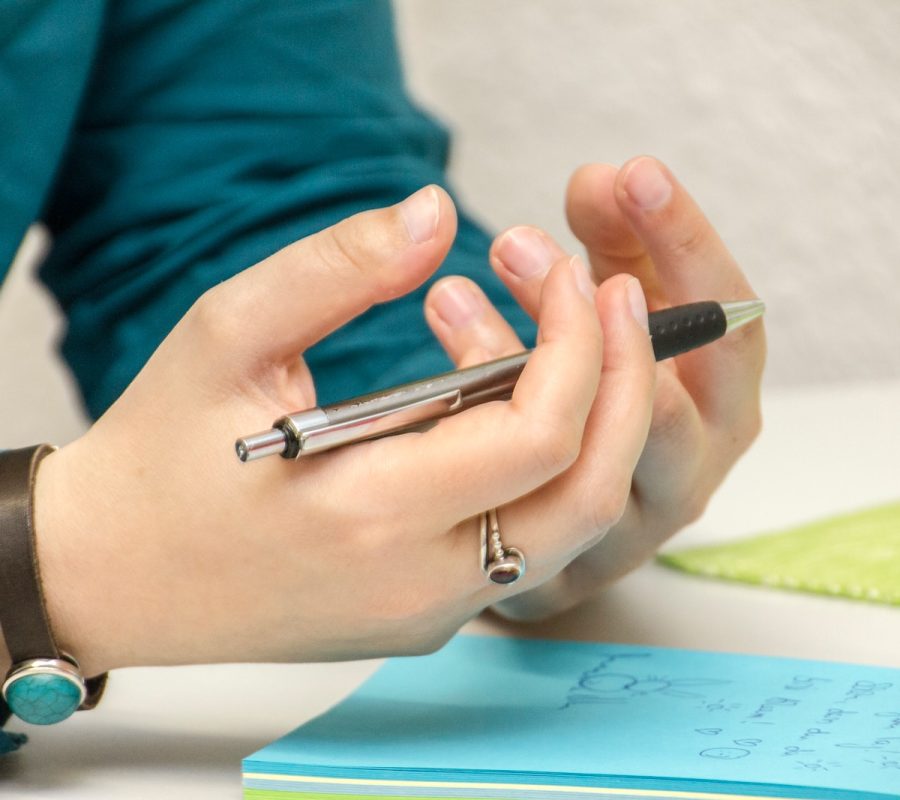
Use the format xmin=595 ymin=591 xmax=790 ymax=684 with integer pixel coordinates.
xmin=423 ymin=156 xmax=766 ymax=619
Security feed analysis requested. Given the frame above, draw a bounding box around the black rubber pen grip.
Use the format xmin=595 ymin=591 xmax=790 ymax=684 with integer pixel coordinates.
xmin=649 ymin=301 xmax=726 ymax=361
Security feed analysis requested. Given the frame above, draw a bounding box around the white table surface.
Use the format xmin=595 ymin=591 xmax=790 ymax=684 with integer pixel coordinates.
xmin=3 ymin=379 xmax=899 ymax=798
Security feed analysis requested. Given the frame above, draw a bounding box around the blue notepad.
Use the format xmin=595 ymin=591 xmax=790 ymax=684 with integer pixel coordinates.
xmin=243 ymin=635 xmax=900 ymax=800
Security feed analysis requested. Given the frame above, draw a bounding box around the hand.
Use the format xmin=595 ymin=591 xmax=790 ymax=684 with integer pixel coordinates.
xmin=24 ymin=186 xmax=644 ymax=675
xmin=424 ymin=157 xmax=765 ymax=620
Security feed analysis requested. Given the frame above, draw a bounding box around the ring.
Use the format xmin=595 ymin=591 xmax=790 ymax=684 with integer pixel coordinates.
xmin=480 ymin=508 xmax=526 ymax=585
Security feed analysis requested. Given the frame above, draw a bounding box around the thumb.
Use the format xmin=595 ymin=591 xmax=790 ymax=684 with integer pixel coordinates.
xmin=192 ymin=185 xmax=457 ymax=369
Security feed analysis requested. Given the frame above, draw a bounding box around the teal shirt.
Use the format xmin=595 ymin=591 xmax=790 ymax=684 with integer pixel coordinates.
xmin=1 ymin=0 xmax=534 ymax=419
xmin=0 ymin=0 xmax=535 ymax=747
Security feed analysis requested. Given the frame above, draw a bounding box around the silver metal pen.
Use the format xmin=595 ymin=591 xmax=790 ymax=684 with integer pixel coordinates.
xmin=236 ymin=299 xmax=764 ymax=463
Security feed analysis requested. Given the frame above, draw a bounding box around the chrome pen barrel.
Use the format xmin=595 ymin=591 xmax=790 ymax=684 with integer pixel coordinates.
xmin=235 ymin=352 xmax=530 ymax=462
xmin=234 ymin=298 xmax=766 ymax=463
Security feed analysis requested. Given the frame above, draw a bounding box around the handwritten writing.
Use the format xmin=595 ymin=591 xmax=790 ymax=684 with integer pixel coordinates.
xmin=744 ymin=697 xmax=800 ymax=721
xmin=556 ymin=648 xmax=900 ymax=786
xmin=785 ymin=676 xmax=832 ymax=691
xmin=816 ymin=708 xmax=858 ymax=726
xmin=876 ymin=712 xmax=900 ymax=731
xmin=700 ymin=747 xmax=750 ymax=760
xmin=799 ymin=727 xmax=831 ymax=742
xmin=839 ymin=681 xmax=894 ymax=704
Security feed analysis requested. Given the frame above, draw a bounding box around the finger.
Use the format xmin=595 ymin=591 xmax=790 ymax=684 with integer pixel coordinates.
xmin=615 ymin=156 xmax=766 ymax=424
xmin=190 ymin=185 xmax=457 ymax=372
xmin=616 ymin=157 xmax=755 ymax=302
xmin=565 ymin=163 xmax=666 ymax=303
xmin=489 ymin=225 xmax=567 ymax=321
xmin=424 ymin=277 xmax=525 ymax=368
xmin=361 ymin=255 xmax=603 ymax=526
xmin=508 ymin=358 xmax=705 ymax=594
xmin=585 ymin=367 xmax=753 ymax=585
xmin=540 ymin=372 xmax=706 ymax=588
xmin=635 ymin=366 xmax=706 ymax=503
xmin=546 ymin=339 xmax=758 ymax=594
xmin=480 ymin=273 xmax=656 ymax=576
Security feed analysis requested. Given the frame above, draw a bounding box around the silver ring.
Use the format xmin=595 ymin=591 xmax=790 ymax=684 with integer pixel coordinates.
xmin=480 ymin=508 xmax=526 ymax=585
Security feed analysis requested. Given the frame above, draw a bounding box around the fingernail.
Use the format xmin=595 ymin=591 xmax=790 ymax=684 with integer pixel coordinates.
xmin=431 ymin=280 xmax=483 ymax=328
xmin=623 ymin=158 xmax=672 ymax=211
xmin=570 ymin=255 xmax=596 ymax=301
xmin=626 ymin=277 xmax=649 ymax=331
xmin=400 ymin=186 xmax=440 ymax=244
xmin=494 ymin=227 xmax=556 ymax=279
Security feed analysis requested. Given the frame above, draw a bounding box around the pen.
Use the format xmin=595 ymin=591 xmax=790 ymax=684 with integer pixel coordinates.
xmin=235 ymin=299 xmax=765 ymax=462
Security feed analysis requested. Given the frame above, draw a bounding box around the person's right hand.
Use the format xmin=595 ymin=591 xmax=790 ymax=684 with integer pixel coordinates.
xmin=25 ymin=185 xmax=653 ymax=677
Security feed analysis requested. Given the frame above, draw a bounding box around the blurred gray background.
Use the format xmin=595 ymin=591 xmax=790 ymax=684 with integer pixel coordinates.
xmin=2 ymin=0 xmax=899 ymax=447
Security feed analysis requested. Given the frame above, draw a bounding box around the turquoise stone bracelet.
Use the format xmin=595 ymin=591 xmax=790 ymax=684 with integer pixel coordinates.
xmin=2 ymin=658 xmax=86 ymax=725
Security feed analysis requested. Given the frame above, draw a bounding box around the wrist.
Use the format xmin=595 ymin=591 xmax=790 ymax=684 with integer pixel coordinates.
xmin=0 ymin=444 xmax=108 ymax=724
xmin=31 ymin=443 xmax=116 ymax=677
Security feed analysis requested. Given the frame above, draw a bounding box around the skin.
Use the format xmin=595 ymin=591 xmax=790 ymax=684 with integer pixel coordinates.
xmin=425 ymin=157 xmax=765 ymax=621
xmin=0 ymin=157 xmax=764 ymax=678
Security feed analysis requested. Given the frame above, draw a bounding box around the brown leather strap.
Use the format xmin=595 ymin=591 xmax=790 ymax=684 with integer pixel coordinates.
xmin=0 ymin=445 xmax=108 ymax=710
xmin=0 ymin=445 xmax=59 ymax=663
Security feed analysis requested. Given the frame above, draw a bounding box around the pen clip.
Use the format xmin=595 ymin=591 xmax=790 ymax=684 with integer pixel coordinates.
xmin=296 ymin=388 xmax=463 ymax=455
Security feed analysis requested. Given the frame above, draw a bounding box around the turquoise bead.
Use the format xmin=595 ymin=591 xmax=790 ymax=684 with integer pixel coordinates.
xmin=5 ymin=672 xmax=82 ymax=725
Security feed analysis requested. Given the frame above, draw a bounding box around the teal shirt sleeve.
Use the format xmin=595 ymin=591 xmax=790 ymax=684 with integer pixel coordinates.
xmin=0 ymin=0 xmax=106 ymax=271
xmin=38 ymin=0 xmax=536 ymax=419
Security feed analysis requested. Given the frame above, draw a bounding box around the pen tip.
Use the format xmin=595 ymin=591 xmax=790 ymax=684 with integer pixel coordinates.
xmin=722 ymin=299 xmax=766 ymax=333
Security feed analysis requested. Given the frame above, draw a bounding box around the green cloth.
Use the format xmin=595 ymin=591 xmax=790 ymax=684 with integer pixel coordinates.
xmin=0 ymin=0 xmax=534 ymax=419
xmin=659 ymin=500 xmax=900 ymax=606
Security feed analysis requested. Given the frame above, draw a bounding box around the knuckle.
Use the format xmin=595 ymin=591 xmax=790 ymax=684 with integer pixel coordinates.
xmin=680 ymin=491 xmax=711 ymax=526
xmin=187 ymin=285 xmax=237 ymax=344
xmin=667 ymin=223 xmax=710 ymax=262
xmin=589 ymin=477 xmax=631 ymax=532
xmin=740 ymin=406 xmax=764 ymax=449
xmin=714 ymin=403 xmax=763 ymax=460
xmin=716 ymin=321 xmax=768 ymax=380
xmin=648 ymin=385 xmax=699 ymax=446
xmin=313 ymin=208 xmax=408 ymax=295
xmin=317 ymin=218 xmax=373 ymax=281
xmin=530 ymin=417 xmax=582 ymax=475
